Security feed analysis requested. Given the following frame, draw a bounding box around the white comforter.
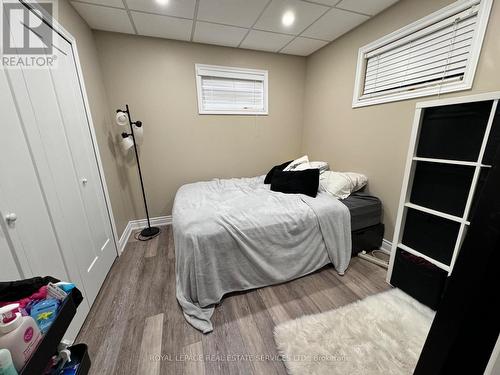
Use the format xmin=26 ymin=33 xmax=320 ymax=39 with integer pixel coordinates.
xmin=173 ymin=175 xmax=351 ymax=333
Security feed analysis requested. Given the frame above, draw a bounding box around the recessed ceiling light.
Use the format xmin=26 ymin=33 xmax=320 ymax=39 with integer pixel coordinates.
xmin=282 ymin=11 xmax=295 ymax=27
xmin=156 ymin=0 xmax=169 ymax=6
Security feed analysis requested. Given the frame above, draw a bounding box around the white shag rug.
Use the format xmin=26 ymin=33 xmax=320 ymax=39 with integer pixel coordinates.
xmin=274 ymin=289 xmax=435 ymax=375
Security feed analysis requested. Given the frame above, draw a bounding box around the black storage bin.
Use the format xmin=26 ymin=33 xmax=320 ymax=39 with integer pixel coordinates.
xmin=67 ymin=343 xmax=91 ymax=375
xmin=20 ymin=290 xmax=81 ymax=375
xmin=390 ymin=248 xmax=448 ymax=310
xmin=351 ymin=223 xmax=384 ymax=256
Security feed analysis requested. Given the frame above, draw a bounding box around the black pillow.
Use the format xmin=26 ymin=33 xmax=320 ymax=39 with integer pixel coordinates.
xmin=270 ymin=169 xmax=320 ymax=198
xmin=264 ymin=160 xmax=292 ymax=184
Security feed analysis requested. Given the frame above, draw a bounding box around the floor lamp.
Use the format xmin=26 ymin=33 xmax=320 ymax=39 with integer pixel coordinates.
xmin=116 ymin=105 xmax=160 ymax=238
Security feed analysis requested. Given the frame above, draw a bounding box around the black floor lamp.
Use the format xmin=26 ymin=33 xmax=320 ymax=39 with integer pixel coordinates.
xmin=116 ymin=105 xmax=160 ymax=239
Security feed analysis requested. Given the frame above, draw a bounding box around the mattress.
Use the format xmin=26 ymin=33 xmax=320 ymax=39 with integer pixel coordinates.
xmin=341 ymin=192 xmax=382 ymax=231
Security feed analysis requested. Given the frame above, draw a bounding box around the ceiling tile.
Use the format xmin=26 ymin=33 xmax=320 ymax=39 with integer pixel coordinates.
xmin=302 ymin=7 xmax=368 ymax=41
xmin=72 ymin=0 xmax=124 ymax=8
xmin=336 ymin=0 xmax=399 ymax=16
xmin=197 ymin=0 xmax=269 ymax=28
xmin=309 ymin=0 xmax=341 ymax=5
xmin=125 ymin=0 xmax=196 ymax=19
xmin=280 ymin=37 xmax=328 ymax=56
xmin=193 ymin=22 xmax=247 ymax=47
xmin=132 ymin=11 xmax=192 ymax=41
xmin=240 ymin=30 xmax=294 ymax=52
xmin=254 ymin=0 xmax=328 ymax=36
xmin=71 ymin=2 xmax=134 ymax=33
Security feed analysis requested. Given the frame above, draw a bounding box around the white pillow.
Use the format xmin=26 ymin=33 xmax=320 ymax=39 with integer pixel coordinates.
xmin=294 ymin=161 xmax=330 ymax=174
xmin=283 ymin=155 xmax=309 ymax=171
xmin=320 ymin=171 xmax=367 ymax=199
xmin=344 ymin=172 xmax=367 ymax=192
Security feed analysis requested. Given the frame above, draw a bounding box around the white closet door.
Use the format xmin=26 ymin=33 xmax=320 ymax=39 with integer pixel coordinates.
xmin=48 ymin=29 xmax=117 ymax=303
xmin=1 ymin=65 xmax=91 ymax=341
xmin=0 ymin=215 xmax=21 ymax=281
xmin=0 ymin=69 xmax=70 ymax=282
xmin=5 ymin=9 xmax=116 ymax=306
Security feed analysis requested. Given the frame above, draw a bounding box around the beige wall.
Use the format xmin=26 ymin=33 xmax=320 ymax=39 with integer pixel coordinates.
xmin=57 ymin=1 xmax=137 ymax=236
xmin=60 ymin=0 xmax=500 ymax=241
xmin=302 ymin=0 xmax=500 ymax=240
xmin=93 ymin=31 xmax=306 ymax=220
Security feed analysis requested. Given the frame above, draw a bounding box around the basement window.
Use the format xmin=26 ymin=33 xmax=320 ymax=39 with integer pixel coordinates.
xmin=352 ymin=0 xmax=492 ymax=108
xmin=195 ymin=64 xmax=268 ymax=115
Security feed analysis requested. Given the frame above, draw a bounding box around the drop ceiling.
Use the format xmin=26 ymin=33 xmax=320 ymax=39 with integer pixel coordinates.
xmin=70 ymin=0 xmax=399 ymax=56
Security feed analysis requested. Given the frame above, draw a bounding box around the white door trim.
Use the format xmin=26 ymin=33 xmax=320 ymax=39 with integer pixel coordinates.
xmin=20 ymin=0 xmax=120 ymax=256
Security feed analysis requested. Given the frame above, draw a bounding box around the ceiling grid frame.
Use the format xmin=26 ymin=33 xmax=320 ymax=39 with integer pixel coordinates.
xmin=237 ymin=0 xmax=273 ymax=48
xmin=120 ymin=0 xmax=138 ymax=34
xmin=71 ymin=0 xmax=400 ymax=56
xmin=277 ymin=4 xmax=331 ymax=53
xmin=190 ymin=0 xmax=201 ymax=41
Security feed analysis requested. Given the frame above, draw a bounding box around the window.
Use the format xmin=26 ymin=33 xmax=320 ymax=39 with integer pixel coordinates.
xmin=195 ymin=64 xmax=268 ymax=115
xmin=352 ymin=0 xmax=492 ymax=108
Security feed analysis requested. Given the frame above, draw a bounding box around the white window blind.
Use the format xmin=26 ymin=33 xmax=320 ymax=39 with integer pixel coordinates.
xmin=363 ymin=5 xmax=478 ymax=96
xmin=195 ymin=64 xmax=268 ymax=115
xmin=352 ymin=0 xmax=492 ymax=107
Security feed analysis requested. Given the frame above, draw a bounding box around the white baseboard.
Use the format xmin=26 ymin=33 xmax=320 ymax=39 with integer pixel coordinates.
xmin=357 ymin=238 xmax=392 ymax=268
xmin=118 ymin=220 xmax=393 ymax=255
xmin=380 ymin=239 xmax=392 ymax=254
xmin=118 ymin=215 xmax=172 ymax=254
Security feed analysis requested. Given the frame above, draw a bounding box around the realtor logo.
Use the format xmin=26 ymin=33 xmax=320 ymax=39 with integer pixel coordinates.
xmin=1 ymin=0 xmax=57 ymax=68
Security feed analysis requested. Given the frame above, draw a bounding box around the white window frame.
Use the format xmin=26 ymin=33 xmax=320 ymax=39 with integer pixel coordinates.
xmin=352 ymin=0 xmax=493 ymax=108
xmin=195 ymin=64 xmax=269 ymax=115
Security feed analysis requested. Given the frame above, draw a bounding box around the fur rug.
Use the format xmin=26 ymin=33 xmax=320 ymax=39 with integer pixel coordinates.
xmin=274 ymin=289 xmax=434 ymax=375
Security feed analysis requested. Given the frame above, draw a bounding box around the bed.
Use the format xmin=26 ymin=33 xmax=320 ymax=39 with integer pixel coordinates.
xmin=342 ymin=192 xmax=384 ymax=255
xmin=173 ymin=175 xmax=383 ymax=333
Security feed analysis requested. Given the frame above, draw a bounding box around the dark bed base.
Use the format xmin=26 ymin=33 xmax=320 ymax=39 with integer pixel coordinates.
xmin=351 ymin=223 xmax=385 ymax=256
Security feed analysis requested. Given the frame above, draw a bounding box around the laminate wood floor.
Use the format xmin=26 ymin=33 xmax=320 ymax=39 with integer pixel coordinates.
xmin=76 ymin=225 xmax=390 ymax=375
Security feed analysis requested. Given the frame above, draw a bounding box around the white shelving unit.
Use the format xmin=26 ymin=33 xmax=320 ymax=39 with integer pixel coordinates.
xmin=387 ymin=91 xmax=500 ymax=307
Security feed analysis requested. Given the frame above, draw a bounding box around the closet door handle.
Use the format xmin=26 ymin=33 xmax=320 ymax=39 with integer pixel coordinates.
xmin=5 ymin=213 xmax=17 ymax=223
xmin=81 ymin=177 xmax=88 ymax=185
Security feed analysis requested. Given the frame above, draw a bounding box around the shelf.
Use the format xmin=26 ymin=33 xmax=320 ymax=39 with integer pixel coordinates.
xmin=416 ymin=101 xmax=492 ymax=162
xmin=404 ymin=203 xmax=470 ymax=225
xmin=398 ymin=243 xmax=451 ymax=272
xmin=388 ymin=99 xmax=498 ymax=311
xmin=410 ymin=161 xmax=474 ymax=217
xmin=412 ymin=157 xmax=492 ymax=168
xmin=402 ymin=208 xmax=460 ymax=265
